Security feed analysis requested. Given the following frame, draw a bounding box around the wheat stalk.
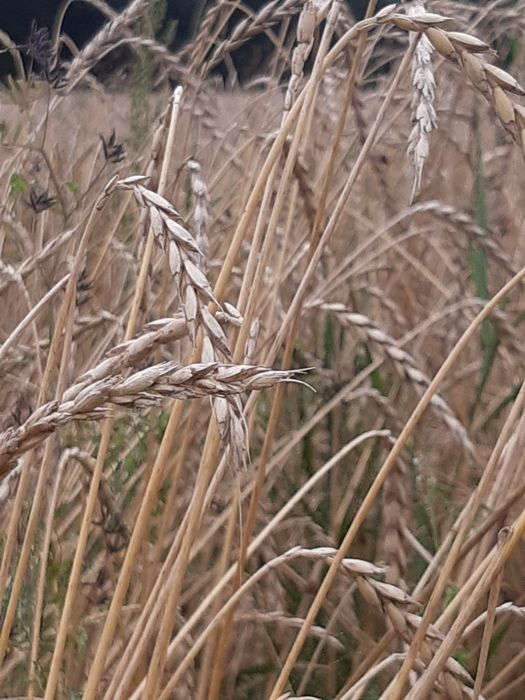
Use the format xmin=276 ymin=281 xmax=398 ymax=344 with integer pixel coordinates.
xmin=401 ymin=200 xmax=516 ymax=276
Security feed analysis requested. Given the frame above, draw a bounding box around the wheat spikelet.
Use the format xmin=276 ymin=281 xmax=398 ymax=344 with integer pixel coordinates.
xmin=65 ymin=0 xmax=151 ymax=89
xmin=382 ymin=8 xmax=525 ymax=157
xmin=284 ymin=1 xmax=318 ymax=115
xmin=204 ymin=0 xmax=306 ymax=72
xmin=117 ymin=176 xmax=258 ymax=470
xmin=341 ymin=569 xmax=476 ymax=697
xmin=186 ymin=159 xmax=210 ymax=261
xmin=109 ymin=35 xmax=190 ymax=83
xmin=404 ymin=200 xmax=516 ymax=277
xmin=119 ymin=178 xmax=216 ymax=342
xmin=160 ymin=546 xmax=475 ymax=699
xmin=406 ymin=2 xmax=437 ymax=202
xmin=382 ymin=456 xmax=409 ymax=589
xmin=0 ymin=363 xmax=301 ymax=476
xmin=185 ymin=0 xmax=225 ymax=70
xmin=317 ymin=302 xmax=474 ymax=455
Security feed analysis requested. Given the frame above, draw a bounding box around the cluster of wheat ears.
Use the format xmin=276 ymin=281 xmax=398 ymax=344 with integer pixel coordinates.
xmin=1 ymin=0 xmax=525 ymax=698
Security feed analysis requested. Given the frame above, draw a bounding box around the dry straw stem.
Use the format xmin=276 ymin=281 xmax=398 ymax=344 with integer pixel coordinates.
xmin=207 ymin=7 xmax=406 ymax=315
xmin=154 ymin=5 xmax=342 ymax=695
xmin=43 ymin=87 xmax=184 ymax=700
xmin=117 ymin=430 xmax=388 ymax=700
xmin=0 ymin=226 xmax=79 ymax=298
xmin=133 ymin=432 xmax=387 ymax=698
xmin=0 ymin=170 xmax=117 ymax=667
xmin=26 ymin=450 xmax=67 ymax=696
xmin=158 ymin=536 xmax=475 ymax=700
xmin=472 ymin=565 xmax=502 ymax=698
xmin=460 ymin=395 xmax=525 ymax=577
xmin=83 ymin=74 xmax=276 ymax=694
xmin=268 ymin=259 xmax=525 ymax=698
xmin=312 ymin=0 xmax=379 ymax=248
xmin=0 ymin=29 xmax=25 ymax=81
xmin=402 ymin=523 xmax=524 ymax=699
xmin=204 ymin=4 xmax=343 ymax=695
xmin=264 ymin=14 xmax=419 ymax=369
xmin=153 ymin=546 xmax=387 ymax=698
xmin=197 ymin=24 xmax=416 ymax=694
xmin=243 ymin=5 xmax=413 ymax=579
xmin=103 ymin=388 xmax=384 ymax=699
xmin=0 ymin=274 xmax=68 ymax=364
xmin=387 ymin=377 xmax=525 ymax=698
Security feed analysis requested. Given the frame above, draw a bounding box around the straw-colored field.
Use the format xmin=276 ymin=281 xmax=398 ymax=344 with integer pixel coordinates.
xmin=1 ymin=1 xmax=525 ymax=698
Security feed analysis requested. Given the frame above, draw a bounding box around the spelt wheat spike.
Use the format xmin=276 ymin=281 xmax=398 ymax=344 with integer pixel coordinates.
xmin=318 ymin=303 xmax=475 ymax=456
xmin=0 ymin=364 xmax=302 ymax=476
xmin=204 ymin=0 xmax=306 ymax=72
xmin=406 ymin=2 xmax=437 ymax=202
xmin=65 ymin=0 xmax=151 ymax=89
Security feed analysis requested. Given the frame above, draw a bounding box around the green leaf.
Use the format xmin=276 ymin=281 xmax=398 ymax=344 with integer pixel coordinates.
xmin=9 ymin=172 xmax=28 ymax=197
xmin=469 ymin=112 xmax=499 ymax=420
xmin=66 ymin=180 xmax=79 ymax=193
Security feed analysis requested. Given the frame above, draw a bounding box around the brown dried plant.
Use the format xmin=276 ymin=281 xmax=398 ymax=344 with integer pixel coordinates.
xmin=2 ymin=2 xmax=525 ymax=699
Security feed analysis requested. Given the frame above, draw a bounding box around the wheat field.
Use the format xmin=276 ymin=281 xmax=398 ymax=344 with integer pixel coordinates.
xmin=1 ymin=1 xmax=525 ymax=698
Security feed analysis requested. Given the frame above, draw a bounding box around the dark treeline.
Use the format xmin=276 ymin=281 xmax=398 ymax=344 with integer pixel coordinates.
xmin=0 ymin=0 xmax=390 ymax=81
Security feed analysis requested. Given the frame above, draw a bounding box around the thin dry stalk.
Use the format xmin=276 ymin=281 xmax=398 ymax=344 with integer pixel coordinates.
xmin=473 ymin=565 xmax=502 ymax=699
xmin=43 ymin=86 xmax=184 ymax=699
xmin=0 ymin=175 xmax=115 ymax=668
xmin=268 ymin=263 xmax=525 ymax=699
xmin=387 ymin=378 xmax=525 ymax=698
xmin=204 ymin=5 xmax=344 ymax=696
